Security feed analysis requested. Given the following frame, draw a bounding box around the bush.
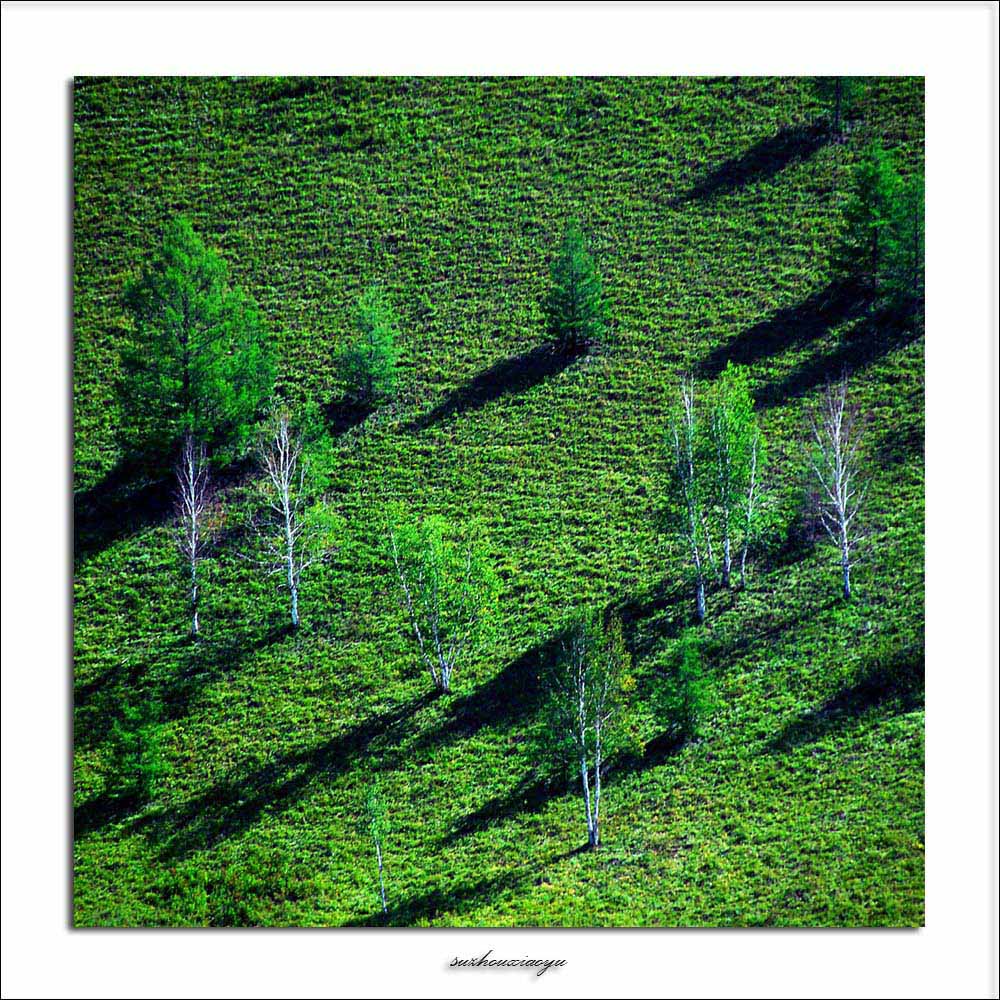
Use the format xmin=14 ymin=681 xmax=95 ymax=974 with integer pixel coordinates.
xmin=336 ymin=285 xmax=400 ymax=406
xmin=654 ymin=630 xmax=715 ymax=741
xmin=109 ymin=697 xmax=167 ymax=802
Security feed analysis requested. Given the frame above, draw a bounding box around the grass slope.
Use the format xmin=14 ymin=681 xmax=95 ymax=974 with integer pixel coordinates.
xmin=73 ymin=76 xmax=924 ymax=926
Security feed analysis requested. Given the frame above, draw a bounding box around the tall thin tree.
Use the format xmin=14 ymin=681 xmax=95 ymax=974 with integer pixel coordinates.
xmin=173 ymin=433 xmax=213 ymax=637
xmin=738 ymin=423 xmax=764 ymax=588
xmin=707 ymin=363 xmax=767 ymax=588
xmin=807 ymin=377 xmax=868 ymax=601
xmin=258 ymin=409 xmax=309 ymax=628
xmin=365 ymin=777 xmax=390 ymax=919
xmin=667 ymin=376 xmax=709 ymax=622
xmin=541 ymin=612 xmax=632 ymax=850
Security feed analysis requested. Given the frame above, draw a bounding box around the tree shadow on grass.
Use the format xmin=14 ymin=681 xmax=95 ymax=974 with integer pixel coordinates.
xmin=74 ymin=455 xmax=254 ymax=565
xmin=768 ymin=642 xmax=924 ymax=753
xmin=668 ymin=121 xmax=832 ymax=208
xmin=133 ymin=691 xmax=435 ymax=859
xmin=441 ymin=726 xmax=688 ymax=848
xmin=696 ymin=280 xmax=868 ymax=378
xmin=405 ymin=344 xmax=584 ymax=432
xmin=322 ymin=397 xmax=372 ymax=437
xmin=74 ymin=623 xmax=290 ymax=756
xmin=346 ymin=846 xmax=587 ymax=926
xmin=614 ymin=579 xmax=699 ymax=659
xmin=406 ymin=632 xmax=563 ymax=756
xmin=74 ymin=460 xmax=174 ymax=564
xmin=755 ymin=305 xmax=922 ymax=411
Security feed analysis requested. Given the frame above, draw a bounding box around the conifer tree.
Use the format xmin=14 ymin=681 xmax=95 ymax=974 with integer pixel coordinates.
xmin=836 ymin=142 xmax=902 ymax=298
xmin=811 ymin=77 xmax=865 ymax=135
xmin=337 ymin=284 xmax=400 ymax=407
xmin=544 ymin=221 xmax=607 ymax=352
xmin=121 ymin=216 xmax=274 ymax=461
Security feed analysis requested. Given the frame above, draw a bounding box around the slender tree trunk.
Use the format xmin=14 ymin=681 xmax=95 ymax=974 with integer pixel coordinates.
xmin=286 ymin=546 xmax=299 ymax=627
xmin=739 ymin=544 xmax=749 ymax=590
xmin=841 ymin=528 xmax=852 ymax=601
xmin=283 ymin=490 xmax=299 ymax=628
xmin=592 ymin=736 xmax=602 ymax=849
xmin=834 ymin=79 xmax=842 ymax=134
xmin=190 ymin=561 xmax=199 ymax=636
xmin=695 ymin=575 xmax=706 ymax=623
xmin=722 ymin=534 xmax=732 ymax=588
xmin=580 ymin=756 xmax=595 ymax=848
xmin=375 ymin=840 xmax=387 ymax=916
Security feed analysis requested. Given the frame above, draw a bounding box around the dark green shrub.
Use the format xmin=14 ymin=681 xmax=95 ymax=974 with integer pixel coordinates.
xmin=109 ymin=697 xmax=167 ymax=802
xmin=336 ymin=285 xmax=400 ymax=407
xmin=654 ymin=630 xmax=715 ymax=741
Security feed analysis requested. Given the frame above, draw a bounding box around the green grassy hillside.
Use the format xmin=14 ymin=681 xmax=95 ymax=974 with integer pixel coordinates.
xmin=73 ymin=76 xmax=924 ymax=926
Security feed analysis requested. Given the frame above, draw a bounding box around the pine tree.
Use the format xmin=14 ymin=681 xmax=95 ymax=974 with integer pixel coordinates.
xmin=811 ymin=77 xmax=865 ymax=135
xmin=886 ymin=171 xmax=925 ymax=311
xmin=337 ymin=284 xmax=400 ymax=406
xmin=544 ymin=221 xmax=607 ymax=353
xmin=120 ymin=216 xmax=274 ymax=461
xmin=836 ymin=143 xmax=902 ymax=297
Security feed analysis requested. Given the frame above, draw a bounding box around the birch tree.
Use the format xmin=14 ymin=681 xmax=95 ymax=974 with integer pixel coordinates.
xmin=365 ymin=778 xmax=390 ymax=918
xmin=665 ymin=376 xmax=710 ymax=622
xmin=541 ymin=613 xmax=633 ymax=850
xmin=173 ymin=433 xmax=214 ymax=637
xmin=738 ymin=422 xmax=765 ymax=588
xmin=707 ymin=363 xmax=768 ymax=588
xmin=807 ymin=377 xmax=868 ymax=601
xmin=257 ymin=409 xmax=311 ymax=628
xmin=386 ymin=514 xmax=499 ymax=693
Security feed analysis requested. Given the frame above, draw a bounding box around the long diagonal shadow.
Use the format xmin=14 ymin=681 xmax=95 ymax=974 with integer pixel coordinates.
xmin=74 ymin=455 xmax=254 ymax=565
xmin=668 ymin=121 xmax=832 ymax=208
xmin=755 ymin=306 xmax=922 ymax=410
xmin=128 ymin=691 xmax=435 ymax=858
xmin=697 ymin=280 xmax=867 ymax=378
xmin=768 ymin=643 xmax=924 ymax=752
xmin=406 ymin=344 xmax=584 ymax=431
xmin=346 ymin=845 xmax=587 ymax=926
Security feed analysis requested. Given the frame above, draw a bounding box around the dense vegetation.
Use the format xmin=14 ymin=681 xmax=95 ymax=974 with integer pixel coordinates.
xmin=73 ymin=76 xmax=924 ymax=927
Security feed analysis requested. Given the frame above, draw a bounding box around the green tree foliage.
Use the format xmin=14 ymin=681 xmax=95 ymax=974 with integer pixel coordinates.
xmin=337 ymin=284 xmax=401 ymax=406
xmin=109 ymin=698 xmax=167 ymax=802
xmin=544 ymin=220 xmax=607 ymax=352
xmin=121 ymin=216 xmax=274 ymax=460
xmin=254 ymin=406 xmax=341 ymax=629
xmin=654 ymin=630 xmax=715 ymax=741
xmin=811 ymin=77 xmax=865 ymax=134
xmin=662 ymin=377 xmax=712 ymax=622
xmin=386 ymin=514 xmax=500 ymax=693
xmin=364 ymin=775 xmax=390 ymax=917
xmin=836 ymin=142 xmax=901 ymax=296
xmin=837 ymin=144 xmax=924 ymax=311
xmin=886 ymin=171 xmax=925 ymax=311
xmin=707 ymin=363 xmax=767 ymax=588
xmin=538 ymin=611 xmax=638 ymax=848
